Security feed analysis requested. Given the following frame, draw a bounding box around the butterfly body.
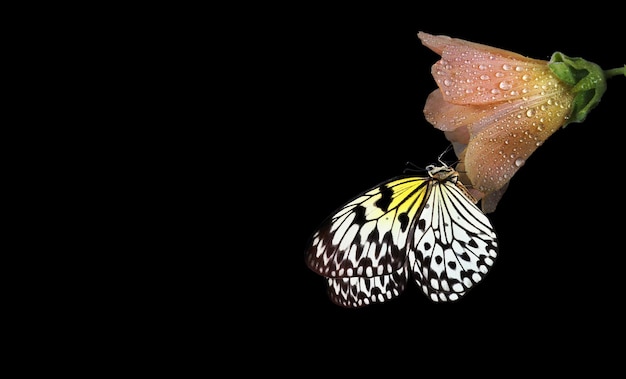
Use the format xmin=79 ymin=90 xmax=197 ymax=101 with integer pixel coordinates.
xmin=305 ymin=164 xmax=498 ymax=307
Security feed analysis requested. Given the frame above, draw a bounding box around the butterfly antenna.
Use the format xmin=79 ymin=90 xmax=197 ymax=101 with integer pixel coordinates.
xmin=455 ymin=158 xmax=468 ymax=173
xmin=403 ymin=161 xmax=423 ymax=174
xmin=437 ymin=144 xmax=456 ymax=167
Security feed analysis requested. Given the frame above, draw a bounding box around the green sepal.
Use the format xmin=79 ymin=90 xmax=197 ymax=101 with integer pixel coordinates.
xmin=549 ymin=52 xmax=607 ymax=126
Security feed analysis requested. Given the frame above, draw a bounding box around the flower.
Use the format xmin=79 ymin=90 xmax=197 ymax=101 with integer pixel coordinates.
xmin=418 ymin=31 xmax=613 ymax=213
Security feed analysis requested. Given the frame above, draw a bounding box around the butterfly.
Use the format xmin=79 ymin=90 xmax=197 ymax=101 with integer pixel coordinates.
xmin=305 ymin=158 xmax=499 ymax=307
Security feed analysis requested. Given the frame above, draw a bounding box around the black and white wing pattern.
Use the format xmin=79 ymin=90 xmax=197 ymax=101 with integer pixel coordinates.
xmin=408 ymin=165 xmax=499 ymax=302
xmin=305 ymin=163 xmax=499 ymax=308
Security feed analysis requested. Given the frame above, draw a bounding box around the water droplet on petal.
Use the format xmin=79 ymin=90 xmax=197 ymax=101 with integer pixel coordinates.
xmin=499 ymin=81 xmax=512 ymax=90
xmin=515 ymin=158 xmax=525 ymax=167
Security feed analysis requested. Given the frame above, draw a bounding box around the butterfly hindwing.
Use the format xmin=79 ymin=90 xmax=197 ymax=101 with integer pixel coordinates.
xmin=326 ymin=267 xmax=409 ymax=308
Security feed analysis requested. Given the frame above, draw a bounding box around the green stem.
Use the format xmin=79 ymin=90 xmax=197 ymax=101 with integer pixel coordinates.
xmin=604 ymin=66 xmax=625 ymax=78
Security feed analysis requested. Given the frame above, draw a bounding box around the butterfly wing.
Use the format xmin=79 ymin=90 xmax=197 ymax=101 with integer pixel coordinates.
xmin=409 ymin=178 xmax=499 ymax=302
xmin=305 ymin=176 xmax=431 ymax=308
xmin=325 ymin=267 xmax=409 ymax=308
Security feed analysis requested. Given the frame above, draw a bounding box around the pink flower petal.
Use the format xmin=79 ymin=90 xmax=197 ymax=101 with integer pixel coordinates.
xmin=423 ymin=90 xmax=494 ymax=132
xmin=419 ymin=31 xmax=553 ymax=106
xmin=463 ymin=90 xmax=574 ymax=193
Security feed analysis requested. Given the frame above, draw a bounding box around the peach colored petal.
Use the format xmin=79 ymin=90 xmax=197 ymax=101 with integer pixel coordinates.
xmin=425 ymin=89 xmax=567 ymax=138
xmin=426 ymin=84 xmax=576 ymax=188
xmin=463 ymin=90 xmax=574 ymax=193
xmin=418 ymin=31 xmax=529 ymax=59
xmin=443 ymin=129 xmax=469 ymax=157
xmin=423 ymin=90 xmax=489 ymax=132
xmin=454 ymin=154 xmax=504 ymax=214
xmin=418 ymin=31 xmax=553 ymax=106
xmin=480 ymin=184 xmax=508 ymax=214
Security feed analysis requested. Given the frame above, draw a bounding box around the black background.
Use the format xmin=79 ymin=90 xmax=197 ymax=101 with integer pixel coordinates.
xmin=244 ymin=6 xmax=624 ymax=371
xmin=22 ymin=5 xmax=624 ymax=374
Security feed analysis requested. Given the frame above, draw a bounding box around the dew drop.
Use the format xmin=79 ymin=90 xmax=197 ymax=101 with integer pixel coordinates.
xmin=526 ymin=109 xmax=536 ymax=117
xmin=443 ymin=79 xmax=453 ymax=86
xmin=499 ymin=81 xmax=512 ymax=90
xmin=502 ymin=64 xmax=512 ymax=71
xmin=480 ymin=75 xmax=490 ymax=80
xmin=515 ymin=158 xmax=525 ymax=167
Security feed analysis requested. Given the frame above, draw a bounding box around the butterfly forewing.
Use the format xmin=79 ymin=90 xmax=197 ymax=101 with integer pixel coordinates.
xmin=409 ymin=178 xmax=499 ymax=302
xmin=306 ymin=164 xmax=499 ymax=307
xmin=306 ymin=177 xmax=430 ymax=279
